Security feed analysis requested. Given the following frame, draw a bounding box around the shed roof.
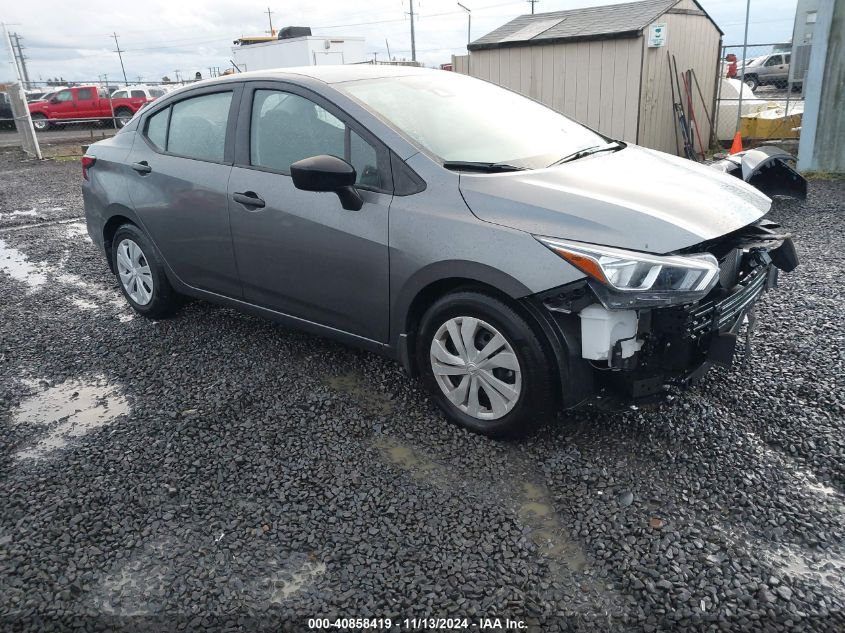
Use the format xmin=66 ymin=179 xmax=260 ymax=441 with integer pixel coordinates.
xmin=468 ymin=0 xmax=721 ymax=51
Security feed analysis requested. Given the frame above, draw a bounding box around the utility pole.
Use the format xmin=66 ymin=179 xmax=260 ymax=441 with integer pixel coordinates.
xmin=457 ymin=3 xmax=471 ymax=48
xmin=528 ymin=0 xmax=539 ymax=14
xmin=407 ymin=0 xmax=416 ymax=62
xmin=735 ymin=0 xmax=750 ymax=134
xmin=266 ymin=7 xmax=275 ymax=36
xmin=174 ymin=69 xmax=182 ymax=83
xmin=385 ymin=39 xmax=392 ymax=61
xmin=112 ymin=33 xmax=128 ymax=85
xmin=10 ymin=33 xmax=31 ymax=87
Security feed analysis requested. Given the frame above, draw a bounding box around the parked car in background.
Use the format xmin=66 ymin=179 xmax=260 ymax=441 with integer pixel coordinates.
xmin=111 ymin=85 xmax=167 ymax=101
xmin=738 ymin=52 xmax=800 ymax=90
xmin=27 ymin=85 xmax=158 ymax=131
xmin=81 ymin=66 xmax=798 ymax=437
xmin=0 ymin=92 xmax=13 ymax=130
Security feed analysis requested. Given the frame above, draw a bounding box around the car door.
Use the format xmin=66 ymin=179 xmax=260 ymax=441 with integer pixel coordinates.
xmin=762 ymin=55 xmax=783 ymax=83
xmin=227 ymin=82 xmax=391 ymax=342
xmin=125 ymin=84 xmax=243 ymax=297
xmin=75 ymin=87 xmax=97 ymax=119
xmin=50 ymin=88 xmax=76 ymax=120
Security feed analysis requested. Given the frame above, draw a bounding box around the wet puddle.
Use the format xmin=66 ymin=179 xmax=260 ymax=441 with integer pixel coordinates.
xmin=267 ymin=560 xmax=327 ymax=602
xmin=518 ymin=482 xmax=588 ymax=572
xmin=324 ymin=371 xmax=393 ymax=416
xmin=373 ymin=437 xmax=589 ymax=573
xmin=374 ymin=438 xmax=440 ymax=480
xmin=13 ymin=375 xmax=130 ymax=461
xmin=0 ymin=238 xmax=47 ymax=288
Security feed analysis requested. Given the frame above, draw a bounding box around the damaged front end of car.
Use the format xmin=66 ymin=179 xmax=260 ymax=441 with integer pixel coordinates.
xmin=531 ymin=219 xmax=798 ymax=406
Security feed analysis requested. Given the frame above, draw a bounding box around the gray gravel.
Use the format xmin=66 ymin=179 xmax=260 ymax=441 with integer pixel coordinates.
xmin=1 ymin=147 xmax=843 ymax=632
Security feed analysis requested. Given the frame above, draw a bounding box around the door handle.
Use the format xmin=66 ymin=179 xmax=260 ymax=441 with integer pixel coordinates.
xmin=131 ymin=161 xmax=152 ymax=174
xmin=233 ymin=191 xmax=265 ymax=208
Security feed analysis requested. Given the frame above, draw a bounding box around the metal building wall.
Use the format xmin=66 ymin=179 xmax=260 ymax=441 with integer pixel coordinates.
xmin=637 ymin=0 xmax=721 ymax=154
xmin=458 ymin=37 xmax=644 ymax=143
xmin=456 ymin=0 xmax=721 ymax=155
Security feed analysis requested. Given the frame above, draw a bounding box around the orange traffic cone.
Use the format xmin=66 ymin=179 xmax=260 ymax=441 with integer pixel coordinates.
xmin=729 ymin=132 xmax=743 ymax=155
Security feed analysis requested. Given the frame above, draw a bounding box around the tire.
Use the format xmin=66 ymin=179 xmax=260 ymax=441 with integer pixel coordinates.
xmin=114 ymin=108 xmax=133 ymax=129
xmin=112 ymin=224 xmax=181 ymax=319
xmin=415 ymin=291 xmax=556 ymax=438
xmin=30 ymin=113 xmax=50 ymax=131
xmin=744 ymin=75 xmax=759 ymax=91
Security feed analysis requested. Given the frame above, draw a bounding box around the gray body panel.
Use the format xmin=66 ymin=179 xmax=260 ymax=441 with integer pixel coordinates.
xmin=459 ymin=146 xmax=771 ymax=254
xmin=228 ymin=165 xmax=391 ymax=342
xmin=125 ymin=138 xmax=242 ymax=297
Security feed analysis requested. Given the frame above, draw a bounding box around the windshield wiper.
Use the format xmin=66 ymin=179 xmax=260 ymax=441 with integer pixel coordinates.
xmin=549 ymin=141 xmax=624 ymax=167
xmin=442 ymin=160 xmax=527 ymax=173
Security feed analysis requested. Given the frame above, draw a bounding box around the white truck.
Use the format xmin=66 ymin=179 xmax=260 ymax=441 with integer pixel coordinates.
xmin=232 ymin=27 xmax=366 ymax=71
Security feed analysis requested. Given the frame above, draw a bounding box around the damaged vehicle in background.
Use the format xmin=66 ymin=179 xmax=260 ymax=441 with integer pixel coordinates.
xmin=81 ymin=66 xmax=799 ymax=437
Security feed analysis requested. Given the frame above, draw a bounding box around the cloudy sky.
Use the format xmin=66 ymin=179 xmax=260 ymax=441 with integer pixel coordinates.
xmin=2 ymin=0 xmax=799 ymax=84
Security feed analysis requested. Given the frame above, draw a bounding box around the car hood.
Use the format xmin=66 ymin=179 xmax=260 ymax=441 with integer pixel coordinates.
xmin=459 ymin=145 xmax=771 ymax=253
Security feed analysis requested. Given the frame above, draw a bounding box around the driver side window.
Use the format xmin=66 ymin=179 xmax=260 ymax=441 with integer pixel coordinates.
xmin=55 ymin=90 xmax=73 ymax=102
xmin=250 ymin=89 xmax=384 ymax=189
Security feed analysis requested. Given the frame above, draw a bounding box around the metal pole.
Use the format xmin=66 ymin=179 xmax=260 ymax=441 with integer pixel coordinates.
xmin=385 ymin=39 xmax=392 ymax=61
xmin=113 ymin=33 xmax=128 ymax=86
xmin=735 ymin=0 xmax=751 ymax=134
xmin=409 ymin=0 xmax=416 ymax=62
xmin=266 ymin=7 xmax=274 ymax=36
xmin=3 ymin=22 xmax=42 ymax=159
xmin=458 ymin=3 xmax=471 ymax=47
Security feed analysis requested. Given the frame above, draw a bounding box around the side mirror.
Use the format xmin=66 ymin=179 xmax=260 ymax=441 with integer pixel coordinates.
xmin=290 ymin=154 xmax=363 ymax=211
xmin=49 ymin=97 xmax=59 ymax=104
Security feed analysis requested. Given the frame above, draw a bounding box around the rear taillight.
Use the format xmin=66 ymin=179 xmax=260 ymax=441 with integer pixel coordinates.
xmin=81 ymin=155 xmax=96 ymax=181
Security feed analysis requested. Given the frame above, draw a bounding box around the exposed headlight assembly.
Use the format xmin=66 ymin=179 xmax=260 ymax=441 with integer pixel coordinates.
xmin=536 ymin=237 xmax=720 ymax=309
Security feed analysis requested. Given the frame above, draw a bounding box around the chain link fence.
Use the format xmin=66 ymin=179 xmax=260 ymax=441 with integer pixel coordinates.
xmin=714 ymin=43 xmax=808 ymax=148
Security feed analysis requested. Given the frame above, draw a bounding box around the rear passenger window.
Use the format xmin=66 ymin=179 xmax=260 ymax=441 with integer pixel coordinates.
xmin=250 ymin=89 xmax=383 ymax=188
xmin=131 ymin=90 xmax=146 ymax=98
xmin=77 ymin=88 xmax=94 ymax=100
xmin=167 ymin=92 xmax=232 ymax=162
xmin=145 ymin=107 xmax=169 ymax=150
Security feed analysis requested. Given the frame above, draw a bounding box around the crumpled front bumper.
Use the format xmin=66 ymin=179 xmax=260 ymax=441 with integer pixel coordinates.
xmin=532 ymin=222 xmax=799 ymax=405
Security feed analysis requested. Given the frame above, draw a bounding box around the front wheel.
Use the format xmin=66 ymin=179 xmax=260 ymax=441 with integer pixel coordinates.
xmin=744 ymin=75 xmax=759 ymax=91
xmin=30 ymin=113 xmax=50 ymax=131
xmin=415 ymin=291 xmax=556 ymax=438
xmin=112 ymin=224 xmax=181 ymax=319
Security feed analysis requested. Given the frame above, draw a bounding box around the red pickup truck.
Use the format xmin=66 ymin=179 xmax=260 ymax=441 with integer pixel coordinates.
xmin=28 ymin=85 xmax=157 ymax=131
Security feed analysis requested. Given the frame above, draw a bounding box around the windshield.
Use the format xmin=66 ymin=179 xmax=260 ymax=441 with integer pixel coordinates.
xmin=338 ymin=72 xmax=606 ymax=169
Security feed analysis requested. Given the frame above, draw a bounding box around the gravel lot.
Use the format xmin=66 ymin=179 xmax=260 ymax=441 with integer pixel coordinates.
xmin=1 ymin=148 xmax=843 ymax=632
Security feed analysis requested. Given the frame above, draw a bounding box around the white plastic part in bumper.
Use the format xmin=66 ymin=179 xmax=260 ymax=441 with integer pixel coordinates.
xmin=579 ymin=304 xmax=643 ymax=361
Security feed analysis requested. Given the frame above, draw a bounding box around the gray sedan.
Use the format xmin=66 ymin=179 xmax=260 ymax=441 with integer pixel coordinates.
xmin=82 ymin=65 xmax=797 ymax=437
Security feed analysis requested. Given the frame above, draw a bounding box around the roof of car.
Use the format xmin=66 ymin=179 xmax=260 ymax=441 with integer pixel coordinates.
xmin=208 ymin=64 xmax=439 ymax=86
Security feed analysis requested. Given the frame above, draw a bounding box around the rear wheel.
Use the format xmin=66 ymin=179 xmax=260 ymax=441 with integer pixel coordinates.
xmin=112 ymin=224 xmax=181 ymax=319
xmin=31 ymin=113 xmax=49 ymax=131
xmin=415 ymin=291 xmax=556 ymax=438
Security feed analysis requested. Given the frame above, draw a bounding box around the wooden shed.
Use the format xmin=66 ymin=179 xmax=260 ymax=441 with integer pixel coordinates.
xmin=454 ymin=0 xmax=723 ymax=155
